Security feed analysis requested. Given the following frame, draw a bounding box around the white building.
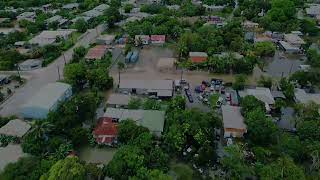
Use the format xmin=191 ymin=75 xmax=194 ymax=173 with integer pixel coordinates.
xmin=20 ymin=82 xmax=72 ymax=119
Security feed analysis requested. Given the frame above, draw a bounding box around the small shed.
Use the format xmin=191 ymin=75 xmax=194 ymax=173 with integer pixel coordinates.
xmin=189 ymin=52 xmax=208 ymax=63
xmin=93 ymin=117 xmax=118 ymax=145
xmin=96 ymin=35 xmax=116 ymax=45
xmin=18 ymin=59 xmax=42 ymax=71
xmin=0 ymin=119 xmax=31 ymax=138
xmin=157 ymin=58 xmax=176 ymax=72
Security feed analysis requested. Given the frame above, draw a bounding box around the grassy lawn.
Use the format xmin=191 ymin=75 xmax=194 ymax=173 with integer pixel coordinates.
xmin=170 ymin=163 xmax=194 ymax=180
xmin=210 ymin=94 xmax=220 ymax=108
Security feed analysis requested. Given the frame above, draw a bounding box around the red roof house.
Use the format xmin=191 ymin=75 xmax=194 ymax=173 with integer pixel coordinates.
xmin=85 ymin=45 xmax=109 ymax=60
xmin=151 ymin=35 xmax=166 ymax=44
xmin=189 ymin=52 xmax=208 ymax=63
xmin=93 ymin=117 xmax=118 ymax=145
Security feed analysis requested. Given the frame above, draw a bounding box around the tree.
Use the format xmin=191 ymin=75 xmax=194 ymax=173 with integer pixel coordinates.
xmin=245 ymin=109 xmax=279 ymax=146
xmin=64 ymin=63 xmax=87 ymax=90
xmin=105 ymin=7 xmax=121 ymax=27
xmin=123 ymin=4 xmax=134 ymax=13
xmin=257 ymin=156 xmax=305 ymax=180
xmin=1 ymin=157 xmax=55 ymax=180
xmin=128 ymin=97 xmax=142 ymax=109
xmin=241 ymin=95 xmax=266 ymax=115
xmin=258 ymin=75 xmax=273 ymax=89
xmin=297 ymin=120 xmax=320 ymax=141
xmin=72 ymin=46 xmax=87 ymax=62
xmin=142 ymin=99 xmax=161 ymax=110
xmin=253 ymin=42 xmax=276 ymax=57
xmin=87 ymin=67 xmax=113 ymax=90
xmin=105 ymin=145 xmax=145 ymax=179
xmin=276 ymin=133 xmax=303 ymax=161
xmin=117 ymin=120 xmax=149 ymax=144
xmin=117 ymin=61 xmax=125 ymax=88
xmin=279 ymin=78 xmax=294 ymax=100
xmin=74 ymin=18 xmax=88 ymax=33
xmin=232 ymin=74 xmax=246 ymax=90
xmin=42 ymin=157 xmax=86 ymax=180
xmin=221 ymin=145 xmax=253 ymax=179
xmin=301 ymin=19 xmax=319 ymax=36
xmin=132 ymin=169 xmax=173 ymax=180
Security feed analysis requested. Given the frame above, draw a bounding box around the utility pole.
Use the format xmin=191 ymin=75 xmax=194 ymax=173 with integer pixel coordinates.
xmin=57 ymin=65 xmax=60 ymax=80
xmin=63 ymin=54 xmax=67 ymax=65
xmin=15 ymin=64 xmax=21 ymax=82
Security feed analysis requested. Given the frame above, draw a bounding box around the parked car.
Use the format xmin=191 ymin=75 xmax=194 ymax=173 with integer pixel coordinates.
xmin=202 ymin=80 xmax=210 ymax=87
xmin=195 ymin=86 xmax=204 ymax=93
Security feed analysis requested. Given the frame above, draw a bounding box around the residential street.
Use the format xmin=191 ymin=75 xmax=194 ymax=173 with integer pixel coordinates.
xmin=0 ymin=25 xmax=106 ymax=117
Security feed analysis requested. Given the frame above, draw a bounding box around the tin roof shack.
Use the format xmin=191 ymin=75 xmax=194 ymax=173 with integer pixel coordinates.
xmin=104 ymin=108 xmax=165 ymax=137
xmin=119 ymin=79 xmax=173 ymax=98
xmin=0 ymin=145 xmax=26 ymax=172
xmin=96 ymin=35 xmax=116 ymax=45
xmin=294 ymin=88 xmax=320 ymax=105
xmin=189 ymin=52 xmax=208 ymax=63
xmin=203 ymin=4 xmax=225 ymax=12
xmin=0 ymin=119 xmax=31 ymax=138
xmin=29 ymin=29 xmax=74 ymax=47
xmin=17 ymin=12 xmax=36 ymax=22
xmin=62 ymin=3 xmax=80 ymax=10
xmin=20 ymin=82 xmax=72 ymax=119
xmin=135 ymin=35 xmax=150 ymax=46
xmin=107 ymin=94 xmax=131 ymax=108
xmin=46 ymin=15 xmax=69 ymax=29
xmin=239 ymin=87 xmax=275 ymax=112
xmin=85 ymin=45 xmax=109 ymax=60
xmin=306 ymin=4 xmax=320 ymax=17
xmin=279 ymin=41 xmax=301 ymax=54
xmin=157 ymin=58 xmax=176 ymax=72
xmin=222 ymin=105 xmax=247 ymax=138
xmin=18 ymin=59 xmax=42 ymax=71
xmin=150 ymin=35 xmax=165 ymax=44
xmin=243 ymin=20 xmax=259 ymax=31
xmin=93 ymin=117 xmax=118 ymax=145
xmin=284 ymin=33 xmax=306 ymax=48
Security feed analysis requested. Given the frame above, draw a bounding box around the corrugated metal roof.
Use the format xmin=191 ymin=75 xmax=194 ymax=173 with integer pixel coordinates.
xmin=119 ymin=79 xmax=173 ymax=90
xmin=22 ymin=82 xmax=71 ymax=110
xmin=107 ymin=94 xmax=131 ymax=106
xmin=0 ymin=119 xmax=31 ymax=137
xmin=222 ymin=105 xmax=246 ymax=130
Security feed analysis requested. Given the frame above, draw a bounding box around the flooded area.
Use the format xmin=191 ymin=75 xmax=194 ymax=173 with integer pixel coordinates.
xmin=78 ymin=145 xmax=117 ymax=164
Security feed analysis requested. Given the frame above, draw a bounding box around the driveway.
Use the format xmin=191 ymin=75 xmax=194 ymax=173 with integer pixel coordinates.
xmin=0 ymin=25 xmax=106 ymax=117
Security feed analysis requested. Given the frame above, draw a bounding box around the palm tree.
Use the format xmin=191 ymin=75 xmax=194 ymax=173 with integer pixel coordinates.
xmin=32 ymin=121 xmax=53 ymax=140
xmin=117 ymin=62 xmax=125 ymax=88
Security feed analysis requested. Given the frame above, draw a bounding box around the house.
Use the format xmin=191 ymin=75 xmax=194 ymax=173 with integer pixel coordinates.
xmin=83 ymin=10 xmax=103 ymax=18
xmin=294 ymin=88 xmax=320 ymax=105
xmin=0 ymin=119 xmax=31 ymax=138
xmin=243 ymin=20 xmax=259 ymax=30
xmin=135 ymin=35 xmax=150 ymax=46
xmin=0 ymin=28 xmax=17 ymax=35
xmin=0 ymin=145 xmax=26 ymax=171
xmin=157 ymin=58 xmax=176 ymax=72
xmin=222 ymin=105 xmax=247 ymax=138
xmin=284 ymin=33 xmax=306 ymax=48
xmin=279 ymin=41 xmax=301 ymax=53
xmin=239 ymin=87 xmax=275 ymax=111
xmin=271 ymin=90 xmax=286 ymax=100
xmin=306 ymin=4 xmax=320 ymax=17
xmin=42 ymin=4 xmax=52 ymax=12
xmin=167 ymin=5 xmax=180 ymax=10
xmin=107 ymin=94 xmax=131 ymax=108
xmin=62 ymin=3 xmax=80 ymax=10
xmin=85 ymin=45 xmax=109 ymax=60
xmin=46 ymin=15 xmax=69 ymax=29
xmin=20 ymin=82 xmax=72 ymax=119
xmin=93 ymin=117 xmax=118 ymax=145
xmin=17 ymin=12 xmax=36 ymax=22
xmin=204 ymin=16 xmax=225 ymax=27
xmin=18 ymin=59 xmax=42 ymax=71
xmin=150 ymin=35 xmax=166 ymax=44
xmin=96 ymin=34 xmax=116 ymax=45
xmin=93 ymin=4 xmax=109 ymax=12
xmin=103 ymin=108 xmax=165 ymax=137
xmin=119 ymin=79 xmax=173 ymax=98
xmin=71 ymin=16 xmax=92 ymax=23
xmin=254 ymin=33 xmax=273 ymax=43
xmin=29 ymin=30 xmax=74 ymax=47
xmin=189 ymin=52 xmax=208 ymax=63
xmin=203 ymin=4 xmax=225 ymax=12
